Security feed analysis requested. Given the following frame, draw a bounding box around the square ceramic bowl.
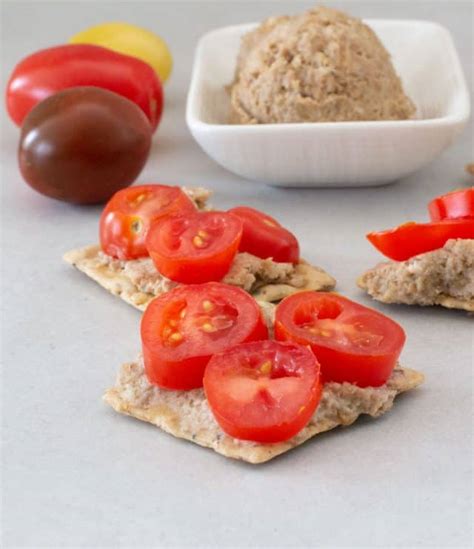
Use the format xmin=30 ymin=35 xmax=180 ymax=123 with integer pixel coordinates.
xmin=186 ymin=20 xmax=470 ymax=187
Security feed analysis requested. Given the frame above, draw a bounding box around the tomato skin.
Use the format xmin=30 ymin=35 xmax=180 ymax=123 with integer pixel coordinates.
xmin=275 ymin=292 xmax=405 ymax=387
xmin=100 ymin=185 xmax=196 ymax=259
xmin=141 ymin=283 xmax=268 ymax=390
xmin=69 ymin=22 xmax=173 ymax=83
xmin=367 ymin=219 xmax=474 ymax=261
xmin=428 ymin=188 xmax=474 ymax=221
xmin=146 ymin=212 xmax=243 ymax=283
xmin=204 ymin=340 xmax=322 ymax=443
xmin=18 ymin=87 xmax=151 ymax=204
xmin=228 ymin=206 xmax=300 ymax=263
xmin=6 ymin=44 xmax=163 ymax=130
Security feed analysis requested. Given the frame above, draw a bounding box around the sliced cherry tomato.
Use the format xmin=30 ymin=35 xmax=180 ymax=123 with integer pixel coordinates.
xmin=6 ymin=44 xmax=163 ymax=130
xmin=100 ymin=185 xmax=196 ymax=259
xmin=141 ymin=283 xmax=268 ymax=390
xmin=146 ymin=211 xmax=243 ymax=283
xmin=275 ymin=292 xmax=405 ymax=387
xmin=428 ymin=188 xmax=474 ymax=221
xmin=228 ymin=206 xmax=300 ymax=263
xmin=367 ymin=219 xmax=474 ymax=261
xmin=204 ymin=340 xmax=322 ymax=443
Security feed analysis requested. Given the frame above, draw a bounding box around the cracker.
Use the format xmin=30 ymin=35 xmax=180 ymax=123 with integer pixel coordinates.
xmin=104 ymin=358 xmax=424 ymax=464
xmin=64 ymin=246 xmax=336 ymax=310
xmin=358 ymin=239 xmax=474 ymax=312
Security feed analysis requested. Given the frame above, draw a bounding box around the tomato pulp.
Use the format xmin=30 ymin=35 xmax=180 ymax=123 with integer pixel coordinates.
xmin=146 ymin=211 xmax=243 ymax=283
xmin=204 ymin=340 xmax=322 ymax=443
xmin=100 ymin=185 xmax=196 ymax=259
xmin=141 ymin=283 xmax=268 ymax=390
xmin=275 ymin=292 xmax=406 ymax=387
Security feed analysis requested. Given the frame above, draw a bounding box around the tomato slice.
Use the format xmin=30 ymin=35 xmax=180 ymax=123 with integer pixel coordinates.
xmin=366 ymin=219 xmax=474 ymax=261
xmin=274 ymin=292 xmax=405 ymax=387
xmin=228 ymin=206 xmax=300 ymax=263
xmin=146 ymin=211 xmax=243 ymax=283
xmin=141 ymin=282 xmax=268 ymax=390
xmin=99 ymin=185 xmax=196 ymax=259
xmin=428 ymin=188 xmax=474 ymax=221
xmin=204 ymin=340 xmax=322 ymax=443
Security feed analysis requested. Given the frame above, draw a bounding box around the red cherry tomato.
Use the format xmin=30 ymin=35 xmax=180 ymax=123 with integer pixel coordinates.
xmin=228 ymin=206 xmax=300 ymax=263
xmin=146 ymin=211 xmax=243 ymax=283
xmin=428 ymin=188 xmax=474 ymax=221
xmin=141 ymin=283 xmax=268 ymax=390
xmin=100 ymin=185 xmax=196 ymax=259
xmin=366 ymin=219 xmax=474 ymax=261
xmin=6 ymin=44 xmax=163 ymax=130
xmin=204 ymin=340 xmax=322 ymax=443
xmin=275 ymin=292 xmax=405 ymax=387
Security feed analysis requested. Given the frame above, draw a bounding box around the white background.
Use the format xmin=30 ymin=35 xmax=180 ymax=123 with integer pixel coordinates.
xmin=1 ymin=1 xmax=472 ymax=547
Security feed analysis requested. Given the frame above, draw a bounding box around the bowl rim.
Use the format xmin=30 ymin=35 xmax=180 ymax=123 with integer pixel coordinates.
xmin=186 ymin=18 xmax=471 ymax=132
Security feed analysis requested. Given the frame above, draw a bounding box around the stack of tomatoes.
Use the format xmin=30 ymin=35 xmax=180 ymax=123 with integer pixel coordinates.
xmin=103 ymin=183 xmax=407 ymax=444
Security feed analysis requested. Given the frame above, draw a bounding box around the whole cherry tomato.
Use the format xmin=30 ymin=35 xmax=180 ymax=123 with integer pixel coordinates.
xmin=275 ymin=292 xmax=406 ymax=387
xmin=100 ymin=185 xmax=196 ymax=259
xmin=6 ymin=44 xmax=163 ymax=130
xmin=70 ymin=22 xmax=173 ymax=83
xmin=19 ymin=87 xmax=152 ymax=204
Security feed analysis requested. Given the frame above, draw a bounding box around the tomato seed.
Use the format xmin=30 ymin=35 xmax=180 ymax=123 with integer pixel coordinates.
xmin=192 ymin=235 xmax=205 ymax=248
xmin=260 ymin=360 xmax=272 ymax=375
xmin=202 ymin=300 xmax=213 ymax=312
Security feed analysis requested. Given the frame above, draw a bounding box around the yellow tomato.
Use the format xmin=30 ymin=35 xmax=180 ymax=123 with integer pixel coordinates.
xmin=69 ymin=22 xmax=172 ymax=83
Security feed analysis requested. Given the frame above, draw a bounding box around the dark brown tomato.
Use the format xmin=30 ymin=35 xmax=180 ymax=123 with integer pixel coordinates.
xmin=18 ymin=86 xmax=152 ymax=204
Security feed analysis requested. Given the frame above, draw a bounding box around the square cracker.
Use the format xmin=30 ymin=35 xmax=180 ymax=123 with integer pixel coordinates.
xmin=104 ymin=358 xmax=424 ymax=464
xmin=64 ymin=245 xmax=336 ymax=311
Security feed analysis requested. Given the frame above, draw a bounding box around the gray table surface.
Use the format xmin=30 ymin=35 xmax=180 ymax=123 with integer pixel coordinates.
xmin=1 ymin=1 xmax=473 ymax=548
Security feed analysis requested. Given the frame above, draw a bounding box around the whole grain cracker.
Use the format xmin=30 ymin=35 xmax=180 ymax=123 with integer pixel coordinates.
xmin=104 ymin=358 xmax=424 ymax=464
xmin=64 ymin=246 xmax=336 ymax=309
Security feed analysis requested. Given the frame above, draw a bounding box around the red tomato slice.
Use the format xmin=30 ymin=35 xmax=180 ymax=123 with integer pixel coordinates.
xmin=428 ymin=188 xmax=474 ymax=221
xmin=204 ymin=340 xmax=322 ymax=443
xmin=367 ymin=219 xmax=474 ymax=261
xmin=228 ymin=206 xmax=300 ymax=263
xmin=274 ymin=292 xmax=405 ymax=387
xmin=100 ymin=185 xmax=196 ymax=259
xmin=141 ymin=283 xmax=268 ymax=390
xmin=146 ymin=211 xmax=243 ymax=283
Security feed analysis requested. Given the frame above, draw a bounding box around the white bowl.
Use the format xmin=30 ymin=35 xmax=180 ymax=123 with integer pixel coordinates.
xmin=186 ymin=20 xmax=470 ymax=187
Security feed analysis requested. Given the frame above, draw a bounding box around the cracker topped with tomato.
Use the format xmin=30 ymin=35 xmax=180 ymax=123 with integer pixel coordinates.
xmin=358 ymin=189 xmax=474 ymax=312
xmin=64 ymin=185 xmax=336 ymax=308
xmin=104 ymin=286 xmax=423 ymax=463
